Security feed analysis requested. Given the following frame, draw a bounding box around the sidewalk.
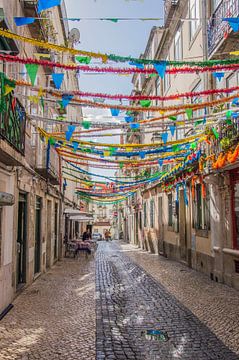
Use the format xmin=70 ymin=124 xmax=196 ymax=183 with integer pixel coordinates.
xmin=119 ymin=241 xmax=239 ymax=356
xmin=0 ymin=257 xmax=95 ymax=360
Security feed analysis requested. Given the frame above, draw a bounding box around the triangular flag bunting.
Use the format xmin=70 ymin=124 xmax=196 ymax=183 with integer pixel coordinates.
xmin=139 ymin=100 xmax=151 ymax=108
xmin=125 ymin=116 xmax=134 ymax=123
xmin=212 ymin=72 xmax=225 ymax=81
xmin=211 ymin=128 xmax=219 ymax=139
xmin=161 ymin=132 xmax=168 ymax=144
xmin=25 ymin=63 xmax=39 ymax=85
xmin=154 ymin=61 xmax=167 ymax=79
xmin=82 ymin=121 xmax=91 ymax=129
xmin=75 ymin=56 xmax=91 ymax=64
xmin=14 ymin=17 xmax=35 ymax=26
xmin=223 ymin=18 xmax=239 ymax=32
xmin=37 ymin=0 xmax=61 ymax=13
xmin=169 ymin=125 xmax=176 ymax=137
xmin=129 ymin=61 xmax=144 ymax=69
xmin=62 ymin=94 xmax=73 ymax=108
xmin=110 ymin=109 xmax=120 ymax=116
xmin=4 ymin=84 xmax=15 ymax=96
xmin=52 ymin=73 xmax=64 ymax=89
xmin=185 ymin=108 xmax=193 ymax=120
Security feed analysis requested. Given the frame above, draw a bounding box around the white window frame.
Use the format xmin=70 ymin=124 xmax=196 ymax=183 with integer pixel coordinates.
xmin=189 ymin=0 xmax=200 ymax=42
xmin=174 ymin=27 xmax=182 ymax=61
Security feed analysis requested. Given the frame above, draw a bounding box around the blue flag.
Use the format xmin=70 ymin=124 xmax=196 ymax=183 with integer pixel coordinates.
xmin=37 ymin=0 xmax=61 ymax=13
xmin=130 ymin=123 xmax=140 ymax=130
xmin=223 ymin=17 xmax=239 ymax=32
xmin=52 ymin=73 xmax=64 ymax=89
xmin=125 ymin=116 xmax=134 ymax=123
xmin=213 ymin=72 xmax=225 ymax=81
xmin=161 ymin=132 xmax=168 ymax=144
xmin=14 ymin=17 xmax=35 ymax=26
xmin=62 ymin=94 xmax=73 ymax=108
xmin=169 ymin=125 xmax=176 ymax=137
xmin=139 ymin=151 xmax=145 ymax=159
xmin=129 ymin=61 xmax=144 ymax=69
xmin=110 ymin=109 xmax=120 ymax=116
xmin=154 ymin=61 xmax=167 ymax=79
xmin=158 ymin=159 xmax=163 ymax=167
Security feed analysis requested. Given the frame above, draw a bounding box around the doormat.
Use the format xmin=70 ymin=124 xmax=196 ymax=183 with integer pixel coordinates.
xmin=141 ymin=330 xmax=169 ymax=342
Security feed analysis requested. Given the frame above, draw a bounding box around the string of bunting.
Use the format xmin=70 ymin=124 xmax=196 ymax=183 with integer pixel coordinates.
xmin=14 ymin=77 xmax=239 ymax=102
xmin=2 ymin=53 xmax=239 ymax=76
xmin=0 ymin=27 xmax=239 ymax=66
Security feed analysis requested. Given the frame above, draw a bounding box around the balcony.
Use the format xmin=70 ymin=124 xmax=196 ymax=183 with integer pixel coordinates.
xmin=164 ymin=0 xmax=179 ymax=27
xmin=208 ymin=0 xmax=239 ymax=58
xmin=0 ymin=77 xmax=26 ymax=165
xmin=35 ymin=143 xmax=60 ymax=185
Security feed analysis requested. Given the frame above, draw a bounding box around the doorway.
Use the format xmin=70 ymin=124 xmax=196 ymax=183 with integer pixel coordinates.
xmin=158 ymin=196 xmax=164 ymax=254
xmin=46 ymin=200 xmax=52 ymax=269
xmin=16 ymin=193 xmax=27 ymax=287
xmin=179 ymin=190 xmax=187 ymax=261
xmin=34 ymin=197 xmax=41 ymax=275
xmin=54 ymin=203 xmax=58 ymax=260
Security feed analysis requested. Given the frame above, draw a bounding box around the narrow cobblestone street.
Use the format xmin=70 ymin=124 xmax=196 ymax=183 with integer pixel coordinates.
xmin=1 ymin=241 xmax=239 ymax=360
xmin=0 ymin=257 xmax=95 ymax=360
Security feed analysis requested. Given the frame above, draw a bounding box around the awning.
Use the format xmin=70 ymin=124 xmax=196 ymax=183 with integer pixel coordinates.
xmin=68 ymin=215 xmax=94 ymax=222
xmin=64 ymin=208 xmax=93 ymax=221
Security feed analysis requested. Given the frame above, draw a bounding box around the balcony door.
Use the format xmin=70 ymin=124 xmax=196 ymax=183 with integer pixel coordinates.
xmin=16 ymin=193 xmax=27 ymax=287
xmin=34 ymin=197 xmax=41 ymax=275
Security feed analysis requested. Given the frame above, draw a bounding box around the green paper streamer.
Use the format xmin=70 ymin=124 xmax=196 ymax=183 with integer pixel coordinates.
xmin=25 ymin=63 xmax=39 ymax=85
xmin=149 ymin=73 xmax=157 ymax=78
xmin=140 ymin=100 xmax=151 ymax=108
xmin=119 ymin=162 xmax=123 ymax=169
xmin=226 ymin=119 xmax=232 ymax=125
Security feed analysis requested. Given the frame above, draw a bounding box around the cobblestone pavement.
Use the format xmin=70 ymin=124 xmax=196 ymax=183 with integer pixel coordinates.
xmin=0 ymin=256 xmax=95 ymax=360
xmin=96 ymin=241 xmax=239 ymax=360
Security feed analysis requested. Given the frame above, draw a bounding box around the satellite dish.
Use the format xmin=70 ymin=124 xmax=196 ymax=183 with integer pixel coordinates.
xmin=68 ymin=28 xmax=80 ymax=44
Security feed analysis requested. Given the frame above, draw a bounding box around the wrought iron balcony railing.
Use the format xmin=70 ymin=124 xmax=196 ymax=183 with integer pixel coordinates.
xmin=0 ymin=75 xmax=26 ymax=155
xmin=36 ymin=142 xmax=60 ymax=185
xmin=208 ymin=0 xmax=239 ymax=57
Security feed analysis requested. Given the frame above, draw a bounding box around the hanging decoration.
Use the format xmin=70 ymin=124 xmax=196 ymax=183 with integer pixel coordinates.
xmin=1 ymin=28 xmax=239 ymax=66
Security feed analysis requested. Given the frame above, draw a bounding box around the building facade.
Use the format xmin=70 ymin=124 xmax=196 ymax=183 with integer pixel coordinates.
xmin=123 ymin=0 xmax=239 ymax=290
xmin=0 ymin=1 xmax=85 ymax=315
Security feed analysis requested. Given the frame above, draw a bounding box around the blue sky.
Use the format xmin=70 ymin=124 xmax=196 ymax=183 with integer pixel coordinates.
xmin=64 ymin=0 xmax=164 ymax=179
xmin=65 ymin=0 xmax=164 ymax=95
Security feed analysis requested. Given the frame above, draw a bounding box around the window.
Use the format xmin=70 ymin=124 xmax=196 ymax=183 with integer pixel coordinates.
xmin=139 ymin=211 xmax=142 ymax=230
xmin=174 ymin=27 xmax=182 ymax=61
xmin=193 ymin=184 xmax=210 ymax=231
xmin=168 ymin=194 xmax=173 ymax=227
xmin=212 ymin=0 xmax=222 ymax=12
xmin=189 ymin=0 xmax=200 ymax=41
xmin=144 ymin=202 xmax=147 ymax=227
xmin=150 ymin=199 xmax=154 ymax=228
